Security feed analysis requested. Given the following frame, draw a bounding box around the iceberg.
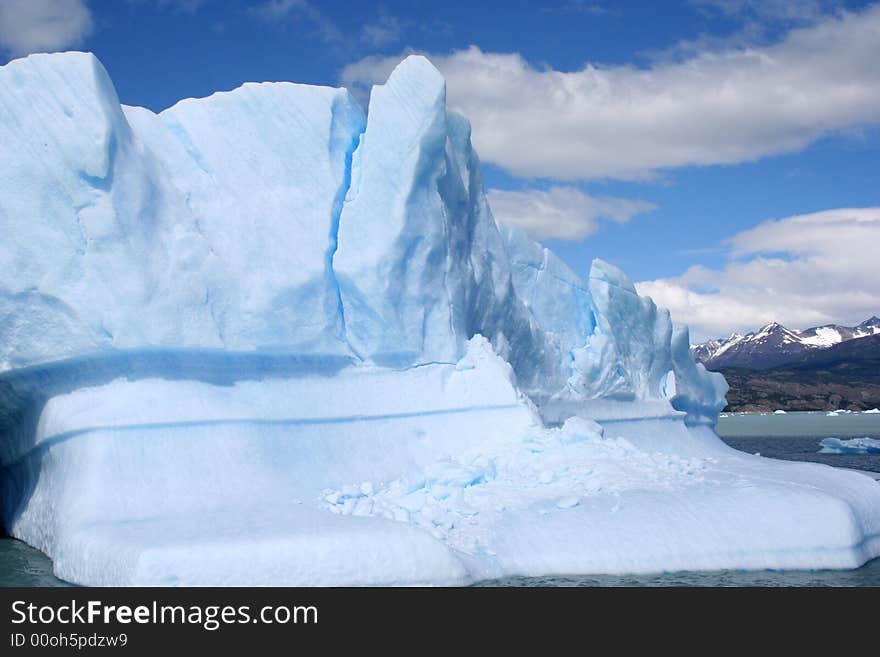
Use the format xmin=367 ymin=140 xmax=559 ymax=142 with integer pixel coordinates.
xmin=819 ymin=438 xmax=880 ymax=455
xmin=1 ymin=52 xmax=879 ymax=585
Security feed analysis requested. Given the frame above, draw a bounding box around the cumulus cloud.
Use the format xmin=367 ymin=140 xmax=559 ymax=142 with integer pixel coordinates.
xmin=0 ymin=0 xmax=93 ymax=57
xmin=635 ymin=208 xmax=880 ymax=340
xmin=487 ymin=186 xmax=654 ymax=241
xmin=342 ymin=5 xmax=880 ymax=181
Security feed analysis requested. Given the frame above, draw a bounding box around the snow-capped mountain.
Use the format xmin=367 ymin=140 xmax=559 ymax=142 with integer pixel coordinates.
xmin=720 ymin=333 xmax=880 ymax=412
xmin=692 ymin=316 xmax=880 ymax=369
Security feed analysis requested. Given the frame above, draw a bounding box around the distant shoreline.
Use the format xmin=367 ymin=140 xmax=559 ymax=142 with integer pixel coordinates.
xmin=718 ymin=367 xmax=880 ymax=413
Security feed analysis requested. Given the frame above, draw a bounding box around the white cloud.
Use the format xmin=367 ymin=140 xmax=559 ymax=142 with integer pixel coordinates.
xmin=635 ymin=208 xmax=880 ymax=340
xmin=691 ymin=0 xmax=833 ymax=24
xmin=361 ymin=14 xmax=402 ymax=48
xmin=487 ymin=186 xmax=654 ymax=241
xmin=0 ymin=0 xmax=93 ymax=57
xmin=250 ymin=0 xmax=342 ymax=43
xmin=342 ymin=5 xmax=880 ymax=181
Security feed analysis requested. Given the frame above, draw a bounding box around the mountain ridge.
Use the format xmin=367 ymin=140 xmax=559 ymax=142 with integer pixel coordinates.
xmin=719 ymin=333 xmax=880 ymax=412
xmin=692 ymin=316 xmax=880 ymax=370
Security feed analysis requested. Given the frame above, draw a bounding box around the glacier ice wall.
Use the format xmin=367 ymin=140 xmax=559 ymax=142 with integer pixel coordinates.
xmin=2 ymin=52 xmax=877 ymax=586
xmin=0 ymin=51 xmax=725 ymax=422
xmin=0 ymin=51 xmax=367 ymax=365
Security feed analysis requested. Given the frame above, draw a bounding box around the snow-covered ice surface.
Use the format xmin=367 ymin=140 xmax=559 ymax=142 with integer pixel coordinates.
xmin=2 ymin=52 xmax=880 ymax=585
xmin=820 ymin=438 xmax=880 ymax=455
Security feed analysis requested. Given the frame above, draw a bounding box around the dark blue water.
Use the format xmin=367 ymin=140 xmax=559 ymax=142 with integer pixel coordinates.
xmin=715 ymin=411 xmax=880 ymax=473
xmin=720 ymin=433 xmax=880 ymax=473
xmin=0 ymin=537 xmax=70 ymax=587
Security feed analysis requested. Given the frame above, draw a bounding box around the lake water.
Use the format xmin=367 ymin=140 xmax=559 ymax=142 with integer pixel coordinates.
xmin=0 ymin=537 xmax=70 ymax=587
xmin=3 ymin=411 xmax=879 ymax=587
xmin=716 ymin=410 xmax=880 ymax=474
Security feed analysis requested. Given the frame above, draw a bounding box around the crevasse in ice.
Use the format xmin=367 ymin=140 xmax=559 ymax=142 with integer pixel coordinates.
xmin=1 ymin=52 xmax=877 ymax=585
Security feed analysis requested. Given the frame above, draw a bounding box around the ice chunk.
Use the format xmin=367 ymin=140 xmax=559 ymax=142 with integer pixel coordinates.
xmin=556 ymin=496 xmax=581 ymax=509
xmin=532 ymin=256 xmax=727 ymax=425
xmin=333 ymin=56 xmax=459 ymax=363
xmin=0 ymin=52 xmax=367 ymax=367
xmin=819 ymin=437 xmax=880 ymax=454
xmin=135 ymin=79 xmax=366 ymax=353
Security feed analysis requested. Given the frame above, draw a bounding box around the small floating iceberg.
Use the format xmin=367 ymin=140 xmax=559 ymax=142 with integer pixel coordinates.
xmin=819 ymin=437 xmax=880 ymax=455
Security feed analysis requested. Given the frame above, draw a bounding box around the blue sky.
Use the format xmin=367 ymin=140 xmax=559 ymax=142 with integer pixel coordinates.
xmin=1 ymin=0 xmax=878 ymax=340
